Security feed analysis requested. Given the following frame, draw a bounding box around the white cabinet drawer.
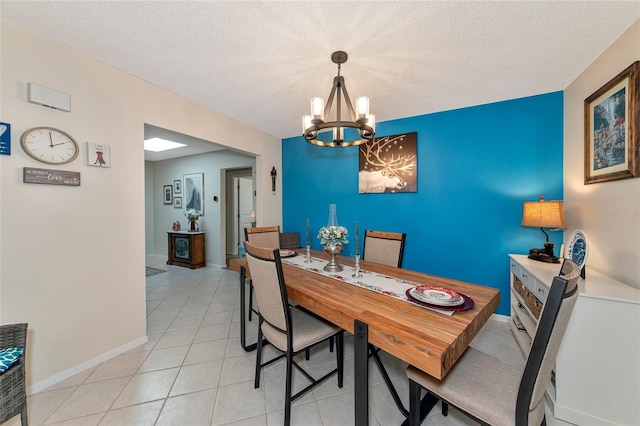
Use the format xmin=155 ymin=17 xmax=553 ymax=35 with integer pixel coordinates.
xmin=533 ymin=279 xmax=548 ymax=302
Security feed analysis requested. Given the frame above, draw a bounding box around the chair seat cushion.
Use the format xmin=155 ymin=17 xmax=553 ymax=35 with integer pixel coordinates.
xmin=0 ymin=347 xmax=24 ymax=374
xmin=262 ymin=307 xmax=340 ymax=353
xmin=407 ymin=347 xmax=521 ymax=426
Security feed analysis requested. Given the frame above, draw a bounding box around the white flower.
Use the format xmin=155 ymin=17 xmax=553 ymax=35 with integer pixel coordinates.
xmin=186 ymin=209 xmax=200 ymax=221
xmin=318 ymin=225 xmax=349 ymax=246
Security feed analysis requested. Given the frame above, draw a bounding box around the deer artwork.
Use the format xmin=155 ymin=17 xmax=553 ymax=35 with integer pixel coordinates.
xmin=359 ymin=135 xmax=416 ymax=193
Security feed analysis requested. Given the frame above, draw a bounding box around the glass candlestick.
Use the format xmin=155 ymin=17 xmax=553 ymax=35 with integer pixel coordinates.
xmin=305 ymin=245 xmax=312 ymax=263
xmin=352 ymin=254 xmax=363 ymax=278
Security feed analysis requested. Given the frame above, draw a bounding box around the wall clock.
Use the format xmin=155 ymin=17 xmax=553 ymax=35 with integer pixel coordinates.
xmin=20 ymin=126 xmax=79 ymax=165
xmin=566 ymin=230 xmax=588 ymax=269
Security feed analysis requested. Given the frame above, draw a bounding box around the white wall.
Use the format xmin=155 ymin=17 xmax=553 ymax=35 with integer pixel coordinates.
xmin=564 ymin=19 xmax=640 ymax=289
xmin=0 ymin=22 xmax=281 ymax=391
xmin=146 ymin=151 xmax=255 ymax=265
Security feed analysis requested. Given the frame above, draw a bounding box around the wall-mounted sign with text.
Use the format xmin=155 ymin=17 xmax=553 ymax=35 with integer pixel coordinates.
xmin=23 ymin=167 xmax=81 ymax=186
xmin=0 ymin=122 xmax=10 ymax=155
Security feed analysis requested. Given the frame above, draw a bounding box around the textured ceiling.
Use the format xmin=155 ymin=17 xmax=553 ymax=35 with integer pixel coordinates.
xmin=2 ymin=1 xmax=639 ymax=144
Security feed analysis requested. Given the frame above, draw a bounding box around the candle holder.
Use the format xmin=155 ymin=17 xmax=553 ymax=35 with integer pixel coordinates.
xmin=305 ymin=245 xmax=312 ymax=263
xmin=352 ymin=254 xmax=363 ymax=278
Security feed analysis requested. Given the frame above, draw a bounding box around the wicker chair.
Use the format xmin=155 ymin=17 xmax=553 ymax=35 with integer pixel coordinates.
xmin=406 ymin=260 xmax=580 ymax=426
xmin=362 ymin=230 xmax=406 ymax=267
xmin=245 ymin=242 xmax=343 ymax=426
xmin=0 ymin=323 xmax=28 ymax=426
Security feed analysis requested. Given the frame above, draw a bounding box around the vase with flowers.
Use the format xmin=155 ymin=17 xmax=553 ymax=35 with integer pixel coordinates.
xmin=186 ymin=209 xmax=200 ymax=232
xmin=318 ymin=225 xmax=349 ymax=272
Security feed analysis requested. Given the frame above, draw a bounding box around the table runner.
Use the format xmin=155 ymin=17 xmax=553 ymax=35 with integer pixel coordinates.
xmin=282 ymin=254 xmax=458 ymax=316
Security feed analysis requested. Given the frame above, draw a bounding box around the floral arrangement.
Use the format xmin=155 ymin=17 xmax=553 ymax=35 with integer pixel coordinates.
xmin=318 ymin=225 xmax=349 ymax=246
xmin=186 ymin=209 xmax=200 ymax=221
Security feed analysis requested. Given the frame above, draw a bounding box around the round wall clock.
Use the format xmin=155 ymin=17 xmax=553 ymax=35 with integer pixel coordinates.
xmin=566 ymin=230 xmax=588 ymax=269
xmin=20 ymin=126 xmax=79 ymax=165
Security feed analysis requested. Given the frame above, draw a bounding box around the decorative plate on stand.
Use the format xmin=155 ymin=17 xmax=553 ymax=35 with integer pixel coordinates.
xmin=566 ymin=230 xmax=588 ymax=269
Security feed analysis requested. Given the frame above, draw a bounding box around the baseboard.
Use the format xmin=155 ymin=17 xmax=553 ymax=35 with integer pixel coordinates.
xmin=28 ymin=335 xmax=148 ymax=395
xmin=490 ymin=313 xmax=510 ymax=323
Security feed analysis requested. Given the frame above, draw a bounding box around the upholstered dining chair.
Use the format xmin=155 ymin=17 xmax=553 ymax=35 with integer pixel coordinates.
xmin=244 ymin=226 xmax=281 ymax=321
xmin=244 ymin=241 xmax=344 ymax=426
xmin=406 ymin=259 xmax=581 ymax=426
xmin=362 ymin=230 xmax=406 ymax=267
xmin=0 ymin=323 xmax=29 ymax=426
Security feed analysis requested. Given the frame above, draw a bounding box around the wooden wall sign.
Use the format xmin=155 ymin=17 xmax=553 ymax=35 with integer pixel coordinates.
xmin=23 ymin=167 xmax=81 ymax=186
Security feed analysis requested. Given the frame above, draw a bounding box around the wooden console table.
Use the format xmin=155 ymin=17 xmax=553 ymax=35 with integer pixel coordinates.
xmin=167 ymin=231 xmax=205 ymax=269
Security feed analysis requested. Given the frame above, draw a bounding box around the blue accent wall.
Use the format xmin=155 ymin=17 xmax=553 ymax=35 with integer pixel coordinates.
xmin=282 ymin=92 xmax=563 ymax=315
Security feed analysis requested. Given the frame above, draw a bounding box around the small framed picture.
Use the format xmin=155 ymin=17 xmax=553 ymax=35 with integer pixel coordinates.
xmin=174 ymin=196 xmax=182 ymax=208
xmin=163 ymin=185 xmax=173 ymax=204
xmin=174 ymin=179 xmax=181 ymax=194
xmin=87 ymin=142 xmax=111 ymax=167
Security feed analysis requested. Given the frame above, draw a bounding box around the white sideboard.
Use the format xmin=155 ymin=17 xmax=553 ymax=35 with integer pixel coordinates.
xmin=509 ymin=254 xmax=640 ymax=425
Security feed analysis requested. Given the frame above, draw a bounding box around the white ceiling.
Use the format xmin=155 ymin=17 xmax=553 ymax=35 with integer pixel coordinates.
xmin=2 ymin=1 xmax=639 ymax=155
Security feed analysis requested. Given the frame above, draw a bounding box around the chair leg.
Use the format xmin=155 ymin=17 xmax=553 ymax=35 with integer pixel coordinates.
xmin=330 ymin=335 xmax=334 ymax=352
xmin=442 ymin=401 xmax=449 ymax=416
xmin=248 ymin=281 xmax=254 ymax=321
xmin=21 ymin=402 xmax=29 ymax=426
xmin=305 ymin=348 xmax=310 ymax=360
xmin=409 ymin=379 xmax=422 ymax=426
xmin=285 ymin=350 xmax=293 ymax=426
xmin=254 ymin=322 xmax=264 ymax=389
xmin=336 ymin=332 xmax=344 ymax=388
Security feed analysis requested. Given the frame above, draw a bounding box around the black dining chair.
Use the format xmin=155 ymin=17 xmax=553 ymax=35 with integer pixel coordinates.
xmin=244 ymin=241 xmax=344 ymax=426
xmin=244 ymin=226 xmax=281 ymax=321
xmin=405 ymin=259 xmax=580 ymax=426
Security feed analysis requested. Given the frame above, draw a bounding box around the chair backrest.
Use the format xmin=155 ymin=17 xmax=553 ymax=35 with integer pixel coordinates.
xmin=362 ymin=230 xmax=406 ymax=267
xmin=516 ymin=259 xmax=580 ymax=425
xmin=244 ymin=241 xmax=290 ymax=334
xmin=245 ymin=226 xmax=281 ymax=249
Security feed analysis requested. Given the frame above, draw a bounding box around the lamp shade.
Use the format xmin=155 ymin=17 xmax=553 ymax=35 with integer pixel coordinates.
xmin=521 ymin=195 xmax=567 ymax=229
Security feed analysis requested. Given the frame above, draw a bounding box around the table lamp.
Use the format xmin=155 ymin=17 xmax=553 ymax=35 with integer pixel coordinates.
xmin=521 ymin=194 xmax=567 ymax=263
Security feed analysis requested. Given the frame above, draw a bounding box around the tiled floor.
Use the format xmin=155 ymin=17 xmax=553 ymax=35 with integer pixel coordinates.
xmin=9 ymin=256 xmax=524 ymax=426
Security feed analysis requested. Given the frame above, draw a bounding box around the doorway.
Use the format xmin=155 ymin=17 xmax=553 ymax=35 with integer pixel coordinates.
xmin=225 ymin=167 xmax=254 ymax=256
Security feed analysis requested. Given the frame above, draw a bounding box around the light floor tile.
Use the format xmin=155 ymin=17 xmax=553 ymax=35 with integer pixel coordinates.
xmin=112 ymin=368 xmax=179 ymax=409
xmin=169 ymin=360 xmax=223 ymax=396
xmin=212 ymin=381 xmax=266 ymax=425
xmin=137 ymin=345 xmax=189 ymax=373
xmin=98 ymin=400 xmax=164 ymax=426
xmin=157 ymin=389 xmax=217 ymax=426
xmin=44 ymin=377 xmax=129 ymax=424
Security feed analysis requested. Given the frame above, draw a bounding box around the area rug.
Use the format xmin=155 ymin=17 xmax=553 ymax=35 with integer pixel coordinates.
xmin=146 ymin=266 xmax=167 ymax=277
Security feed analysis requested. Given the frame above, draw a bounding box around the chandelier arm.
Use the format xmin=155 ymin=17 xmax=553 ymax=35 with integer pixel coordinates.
xmin=338 ymin=79 xmax=358 ymax=122
xmin=323 ymin=76 xmax=341 ymax=123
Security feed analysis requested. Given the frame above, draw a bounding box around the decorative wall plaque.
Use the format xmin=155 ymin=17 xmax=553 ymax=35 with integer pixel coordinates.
xmin=23 ymin=167 xmax=81 ymax=186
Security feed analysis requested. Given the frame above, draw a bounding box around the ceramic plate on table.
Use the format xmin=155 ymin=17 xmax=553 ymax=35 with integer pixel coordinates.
xmin=565 ymin=230 xmax=588 ymax=269
xmin=406 ymin=289 xmax=474 ymax=311
xmin=279 ymin=249 xmax=297 ymax=258
xmin=410 ymin=285 xmax=464 ymax=306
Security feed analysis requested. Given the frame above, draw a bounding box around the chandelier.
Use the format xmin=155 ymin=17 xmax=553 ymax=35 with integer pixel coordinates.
xmin=302 ymin=51 xmax=375 ymax=147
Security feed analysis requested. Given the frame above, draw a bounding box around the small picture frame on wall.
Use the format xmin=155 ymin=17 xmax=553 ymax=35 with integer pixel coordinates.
xmin=174 ymin=196 xmax=182 ymax=208
xmin=163 ymin=185 xmax=173 ymax=204
xmin=584 ymin=61 xmax=639 ymax=184
xmin=174 ymin=179 xmax=181 ymax=194
xmin=87 ymin=142 xmax=111 ymax=167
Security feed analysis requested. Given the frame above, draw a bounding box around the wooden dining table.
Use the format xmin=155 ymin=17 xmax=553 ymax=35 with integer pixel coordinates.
xmin=228 ymin=249 xmax=500 ymax=425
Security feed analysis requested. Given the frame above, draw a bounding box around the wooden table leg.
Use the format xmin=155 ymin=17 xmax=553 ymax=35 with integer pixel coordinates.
xmin=354 ymin=320 xmax=369 ymax=426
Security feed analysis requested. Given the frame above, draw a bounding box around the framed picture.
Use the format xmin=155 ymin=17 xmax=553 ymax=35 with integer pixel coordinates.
xmin=584 ymin=61 xmax=639 ymax=184
xmin=163 ymin=185 xmax=173 ymax=204
xmin=183 ymin=172 xmax=204 ymax=216
xmin=87 ymin=142 xmax=111 ymax=167
xmin=173 ymin=179 xmax=181 ymax=194
xmin=358 ymin=132 xmax=417 ymax=193
xmin=174 ymin=196 xmax=182 ymax=208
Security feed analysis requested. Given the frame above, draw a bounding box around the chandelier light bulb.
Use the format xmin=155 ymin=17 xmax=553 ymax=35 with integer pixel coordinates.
xmin=355 ymin=96 xmax=370 ymax=119
xmin=302 ymin=115 xmax=313 ymax=133
xmin=311 ymin=97 xmax=325 ymax=119
xmin=367 ymin=114 xmax=375 ymax=132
